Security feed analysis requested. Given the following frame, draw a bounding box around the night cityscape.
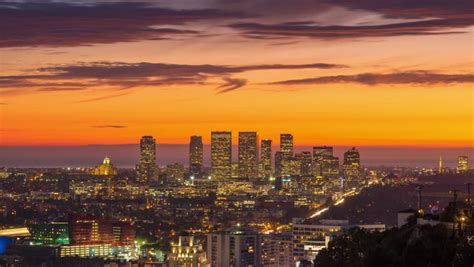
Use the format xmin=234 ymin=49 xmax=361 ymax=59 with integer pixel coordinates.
xmin=0 ymin=1 xmax=473 ymax=267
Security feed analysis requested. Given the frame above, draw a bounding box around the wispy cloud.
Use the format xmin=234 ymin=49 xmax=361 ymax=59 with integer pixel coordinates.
xmin=230 ymin=18 xmax=471 ymax=40
xmin=0 ymin=61 xmax=345 ymax=96
xmin=216 ymin=77 xmax=248 ymax=93
xmin=0 ymin=2 xmax=243 ymax=47
xmin=271 ymin=71 xmax=474 ymax=86
xmin=92 ymin=125 xmax=127 ymax=129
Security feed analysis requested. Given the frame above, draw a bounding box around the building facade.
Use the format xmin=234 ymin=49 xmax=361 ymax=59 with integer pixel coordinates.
xmin=189 ymin=136 xmax=204 ymax=175
xmin=211 ymin=132 xmax=232 ymax=180
xmin=238 ymin=132 xmax=258 ymax=179
xmin=137 ymin=136 xmax=158 ymax=183
xmin=260 ymin=139 xmax=272 ymax=178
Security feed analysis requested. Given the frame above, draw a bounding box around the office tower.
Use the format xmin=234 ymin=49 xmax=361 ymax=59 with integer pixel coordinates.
xmin=261 ymin=139 xmax=272 ymax=178
xmin=457 ymin=156 xmax=469 ymax=173
xmin=165 ymin=163 xmax=185 ymax=182
xmin=137 ymin=136 xmax=158 ymax=183
xmin=312 ymin=146 xmax=333 ymax=162
xmin=280 ymin=134 xmax=294 ymax=159
xmin=207 ymin=227 xmax=261 ymax=267
xmin=238 ymin=132 xmax=258 ymax=178
xmin=261 ymin=232 xmax=293 ymax=267
xmin=275 ymin=151 xmax=283 ymax=177
xmin=343 ymin=147 xmax=360 ymax=179
xmin=168 ymin=234 xmax=208 ymax=267
xmin=296 ymin=151 xmax=312 ymax=177
xmin=68 ymin=214 xmax=113 ymax=245
xmin=189 ymin=136 xmax=203 ymax=174
xmin=91 ymin=156 xmax=117 ymax=176
xmin=312 ymin=146 xmax=339 ymax=178
xmin=281 ymin=158 xmax=301 ymax=177
xmin=211 ymin=132 xmax=232 ymax=180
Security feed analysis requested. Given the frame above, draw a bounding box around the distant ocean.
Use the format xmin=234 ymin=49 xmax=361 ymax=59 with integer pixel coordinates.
xmin=0 ymin=144 xmax=472 ymax=168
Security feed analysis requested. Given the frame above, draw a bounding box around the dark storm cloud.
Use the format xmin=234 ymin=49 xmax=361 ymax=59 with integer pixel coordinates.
xmin=0 ymin=2 xmax=243 ymax=47
xmin=230 ymin=18 xmax=471 ymax=40
xmin=271 ymin=71 xmax=474 ymax=86
xmin=0 ymin=61 xmax=344 ymax=94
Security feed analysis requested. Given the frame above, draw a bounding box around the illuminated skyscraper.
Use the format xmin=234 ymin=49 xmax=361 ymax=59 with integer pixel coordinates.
xmin=343 ymin=147 xmax=360 ymax=179
xmin=189 ymin=136 xmax=203 ymax=174
xmin=238 ymin=132 xmax=258 ymax=178
xmin=457 ymin=156 xmax=469 ymax=173
xmin=137 ymin=136 xmax=157 ymax=183
xmin=312 ymin=146 xmax=333 ymax=162
xmin=296 ymin=151 xmax=312 ymax=177
xmin=280 ymin=134 xmax=294 ymax=159
xmin=260 ymin=139 xmax=272 ymax=178
xmin=312 ymin=146 xmax=338 ymax=178
xmin=211 ymin=132 xmax=232 ymax=180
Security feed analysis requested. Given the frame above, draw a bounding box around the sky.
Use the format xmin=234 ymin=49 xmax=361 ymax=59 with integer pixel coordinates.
xmin=0 ymin=0 xmax=473 ymax=166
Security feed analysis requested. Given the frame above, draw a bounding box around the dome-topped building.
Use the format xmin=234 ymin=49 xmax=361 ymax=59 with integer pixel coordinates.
xmin=92 ymin=156 xmax=117 ymax=176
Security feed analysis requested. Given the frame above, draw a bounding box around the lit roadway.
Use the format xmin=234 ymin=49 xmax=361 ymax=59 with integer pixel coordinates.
xmin=307 ymin=181 xmax=377 ymax=219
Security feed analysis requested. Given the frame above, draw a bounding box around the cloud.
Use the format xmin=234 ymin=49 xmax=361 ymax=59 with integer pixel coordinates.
xmin=230 ymin=18 xmax=472 ymax=40
xmin=92 ymin=125 xmax=127 ymax=129
xmin=327 ymin=0 xmax=473 ymax=20
xmin=271 ymin=71 xmax=474 ymax=86
xmin=0 ymin=61 xmax=344 ymax=96
xmin=216 ymin=78 xmax=248 ymax=93
xmin=0 ymin=2 xmax=243 ymax=47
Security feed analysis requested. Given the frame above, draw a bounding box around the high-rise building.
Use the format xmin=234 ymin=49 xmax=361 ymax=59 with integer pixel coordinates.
xmin=343 ymin=147 xmax=360 ymax=179
xmin=168 ymin=234 xmax=208 ymax=267
xmin=275 ymin=151 xmax=283 ymax=177
xmin=207 ymin=227 xmax=261 ymax=267
xmin=280 ymin=134 xmax=294 ymax=159
xmin=457 ymin=156 xmax=469 ymax=173
xmin=295 ymin=151 xmax=312 ymax=177
xmin=165 ymin=163 xmax=185 ymax=182
xmin=137 ymin=136 xmax=158 ymax=183
xmin=189 ymin=136 xmax=203 ymax=174
xmin=313 ymin=146 xmax=339 ymax=179
xmin=260 ymin=139 xmax=272 ymax=178
xmin=312 ymin=146 xmax=333 ymax=162
xmin=211 ymin=132 xmax=232 ymax=180
xmin=261 ymin=232 xmax=293 ymax=267
xmin=238 ymin=132 xmax=258 ymax=178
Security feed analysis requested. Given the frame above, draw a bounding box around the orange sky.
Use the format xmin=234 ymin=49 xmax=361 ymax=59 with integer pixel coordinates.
xmin=0 ymin=1 xmax=473 ymax=147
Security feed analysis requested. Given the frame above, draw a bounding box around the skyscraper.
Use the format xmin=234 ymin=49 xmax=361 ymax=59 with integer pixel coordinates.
xmin=343 ymin=147 xmax=360 ymax=179
xmin=238 ymin=132 xmax=258 ymax=178
xmin=312 ymin=146 xmax=333 ymax=162
xmin=189 ymin=136 xmax=203 ymax=174
xmin=457 ymin=155 xmax=469 ymax=173
xmin=295 ymin=151 xmax=312 ymax=177
xmin=211 ymin=132 xmax=232 ymax=180
xmin=137 ymin=136 xmax=158 ymax=183
xmin=313 ymin=146 xmax=338 ymax=178
xmin=280 ymin=134 xmax=293 ymax=159
xmin=260 ymin=139 xmax=272 ymax=178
